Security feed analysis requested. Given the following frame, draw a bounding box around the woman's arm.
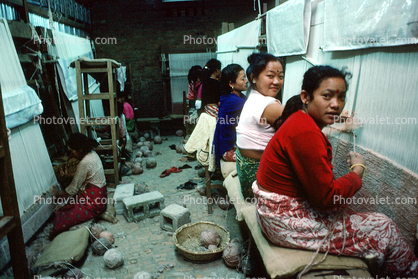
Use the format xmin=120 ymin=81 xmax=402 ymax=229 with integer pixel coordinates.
xmin=261 ymin=101 xmax=284 ymax=126
xmin=64 ymin=159 xmax=89 ymax=196
xmin=287 ymin=130 xmax=362 ymax=210
xmin=50 ymin=185 xmax=68 ymax=197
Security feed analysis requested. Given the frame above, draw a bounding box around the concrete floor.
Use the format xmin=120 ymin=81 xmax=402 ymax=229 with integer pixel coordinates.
xmin=70 ymin=134 xmax=247 ymax=279
xmin=0 ymin=132 xmax=372 ymax=279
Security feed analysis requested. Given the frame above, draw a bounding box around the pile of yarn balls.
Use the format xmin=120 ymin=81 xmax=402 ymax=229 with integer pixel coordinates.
xmin=200 ymin=229 xmax=221 ymax=250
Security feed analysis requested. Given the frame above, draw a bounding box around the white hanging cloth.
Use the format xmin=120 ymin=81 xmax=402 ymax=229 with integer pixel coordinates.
xmin=0 ymin=18 xmax=43 ymax=129
xmin=323 ymin=0 xmax=418 ymax=51
xmin=266 ymin=0 xmax=312 ymax=57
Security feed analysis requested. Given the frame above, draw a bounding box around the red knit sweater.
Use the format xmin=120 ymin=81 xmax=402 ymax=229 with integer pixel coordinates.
xmin=257 ymin=110 xmax=362 ymax=210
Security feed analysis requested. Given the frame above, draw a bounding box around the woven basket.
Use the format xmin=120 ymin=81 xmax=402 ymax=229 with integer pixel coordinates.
xmin=173 ymin=221 xmax=230 ymax=262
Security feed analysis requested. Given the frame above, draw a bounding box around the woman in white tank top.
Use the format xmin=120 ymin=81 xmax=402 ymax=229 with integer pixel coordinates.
xmin=235 ymin=53 xmax=285 ymax=199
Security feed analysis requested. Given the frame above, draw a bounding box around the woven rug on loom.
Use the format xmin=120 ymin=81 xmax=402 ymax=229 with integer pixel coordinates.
xmin=328 ymin=136 xmax=418 ymax=249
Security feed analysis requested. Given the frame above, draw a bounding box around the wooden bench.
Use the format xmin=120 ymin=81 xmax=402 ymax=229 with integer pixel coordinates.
xmin=219 ymin=160 xmax=371 ymax=279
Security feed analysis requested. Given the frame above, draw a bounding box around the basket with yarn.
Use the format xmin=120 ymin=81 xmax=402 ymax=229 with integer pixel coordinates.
xmin=173 ymin=221 xmax=230 ymax=262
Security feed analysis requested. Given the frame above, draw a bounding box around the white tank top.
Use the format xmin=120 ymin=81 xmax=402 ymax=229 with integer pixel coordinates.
xmin=236 ymin=89 xmax=280 ymax=150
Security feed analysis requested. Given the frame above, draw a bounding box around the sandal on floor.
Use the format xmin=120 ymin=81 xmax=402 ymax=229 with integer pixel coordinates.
xmin=159 ymin=169 xmax=172 ymax=178
xmin=169 ymin=167 xmax=182 ymax=173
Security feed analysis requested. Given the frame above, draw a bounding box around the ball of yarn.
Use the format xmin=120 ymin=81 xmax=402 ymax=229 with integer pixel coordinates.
xmin=200 ymin=229 xmax=221 ymax=248
xmin=153 ymin=136 xmax=162 ymax=144
xmin=182 ymin=139 xmax=188 ymax=144
xmin=208 ymin=244 xmax=218 ymax=251
xmin=217 ymin=196 xmax=233 ymax=210
xmin=103 ymin=248 xmax=124 ymax=269
xmin=136 ymin=142 xmax=144 ymax=148
xmin=99 ymin=231 xmax=115 ymax=244
xmin=133 ymin=271 xmax=152 ymax=279
xmin=135 ymin=151 xmax=143 ymax=158
xmin=196 ymin=185 xmax=206 ymax=196
xmin=132 ymin=163 xmax=143 ymax=175
xmin=144 ymin=141 xmax=153 ymax=151
xmin=92 ymin=237 xmax=112 ymax=255
xmin=175 ymin=144 xmax=183 ymax=153
xmin=143 ymin=150 xmax=153 ymax=157
xmin=175 ymin=129 xmax=184 ymax=137
xmin=134 ymin=183 xmax=150 ymax=195
xmin=222 ymin=239 xmax=244 ymax=268
xmin=145 ymin=158 xmax=157 ymax=169
xmin=144 ymin=132 xmax=150 ymax=139
xmin=139 ymin=145 xmax=149 ymax=153
xmin=90 ymin=223 xmax=105 ymax=239
xmin=134 ymin=157 xmax=143 ymax=164
xmin=139 ymin=137 xmax=146 ymax=142
xmin=64 ymin=268 xmax=83 ymax=278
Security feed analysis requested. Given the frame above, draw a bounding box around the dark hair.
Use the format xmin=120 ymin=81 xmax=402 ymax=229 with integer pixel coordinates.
xmin=67 ymin=133 xmax=99 ymax=157
xmin=302 ymin=65 xmax=352 ymax=100
xmin=201 ymin=59 xmax=221 ymax=81
xmin=274 ymin=66 xmax=352 ymax=130
xmin=274 ymin=95 xmax=303 ymax=130
xmin=246 ymin=53 xmax=284 ymax=88
xmin=220 ymin=64 xmax=244 ymax=95
xmin=188 ymin=65 xmax=202 ymax=84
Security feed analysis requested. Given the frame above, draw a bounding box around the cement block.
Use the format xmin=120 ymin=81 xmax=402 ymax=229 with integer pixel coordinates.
xmin=160 ymin=204 xmax=191 ymax=232
xmin=123 ymin=191 xmax=165 ymax=222
xmin=114 ymin=183 xmax=135 ymax=215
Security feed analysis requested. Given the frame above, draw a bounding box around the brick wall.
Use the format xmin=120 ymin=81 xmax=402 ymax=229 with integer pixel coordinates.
xmin=89 ymin=0 xmax=275 ymax=118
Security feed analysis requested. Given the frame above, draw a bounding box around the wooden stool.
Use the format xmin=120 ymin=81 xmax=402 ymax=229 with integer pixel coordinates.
xmin=204 ymin=166 xmax=223 ymax=214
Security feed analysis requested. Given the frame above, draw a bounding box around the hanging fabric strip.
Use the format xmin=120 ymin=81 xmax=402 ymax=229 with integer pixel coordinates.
xmin=323 ymin=0 xmax=418 ymax=51
xmin=266 ymin=0 xmax=312 ymax=57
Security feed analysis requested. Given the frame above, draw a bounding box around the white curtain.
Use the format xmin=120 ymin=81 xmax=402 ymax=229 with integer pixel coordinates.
xmin=0 ymin=18 xmax=55 ymax=217
xmin=168 ymin=52 xmax=215 ymax=108
xmin=0 ymin=18 xmax=43 ymax=129
xmin=49 ymin=30 xmax=103 ymax=119
xmin=216 ymin=20 xmax=261 ymax=72
xmin=3 ymin=122 xmax=57 ymax=216
xmin=323 ymin=0 xmax=418 ymax=51
xmin=266 ymin=0 xmax=312 ymax=57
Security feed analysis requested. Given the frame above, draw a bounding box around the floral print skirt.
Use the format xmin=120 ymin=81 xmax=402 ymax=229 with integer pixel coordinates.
xmin=252 ymin=181 xmax=418 ymax=277
xmin=52 ymin=184 xmax=107 ymax=237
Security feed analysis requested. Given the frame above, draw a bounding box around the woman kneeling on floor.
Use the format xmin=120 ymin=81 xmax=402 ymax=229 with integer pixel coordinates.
xmin=50 ymin=133 xmax=107 ymax=238
xmin=254 ymin=65 xmax=418 ymax=277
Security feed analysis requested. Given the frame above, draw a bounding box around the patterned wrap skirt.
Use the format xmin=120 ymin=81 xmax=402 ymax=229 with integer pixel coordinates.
xmin=236 ymin=148 xmax=259 ymax=199
xmin=252 ymin=181 xmax=418 ymax=277
xmin=52 ymin=183 xmax=107 ymax=237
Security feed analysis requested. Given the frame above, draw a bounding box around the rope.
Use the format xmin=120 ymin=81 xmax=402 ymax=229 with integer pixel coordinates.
xmin=84 ymin=225 xmax=110 ymax=251
xmin=60 ymin=261 xmax=98 ymax=279
xmin=296 ymin=210 xmax=347 ymax=279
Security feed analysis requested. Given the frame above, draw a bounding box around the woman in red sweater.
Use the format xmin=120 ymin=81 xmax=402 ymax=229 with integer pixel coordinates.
xmin=254 ymin=66 xmax=417 ymax=277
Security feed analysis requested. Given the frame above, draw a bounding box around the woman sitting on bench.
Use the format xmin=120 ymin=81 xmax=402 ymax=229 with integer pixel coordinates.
xmin=235 ymin=53 xmax=284 ymax=199
xmin=213 ymin=63 xmax=247 ymax=167
xmin=253 ymin=66 xmax=417 ymax=277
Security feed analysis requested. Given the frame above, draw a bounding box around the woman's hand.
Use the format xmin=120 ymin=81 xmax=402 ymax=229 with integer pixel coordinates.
xmin=50 ymin=185 xmax=67 ymax=197
xmin=50 ymin=185 xmax=59 ymax=196
xmin=347 ymin=151 xmax=366 ymax=178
